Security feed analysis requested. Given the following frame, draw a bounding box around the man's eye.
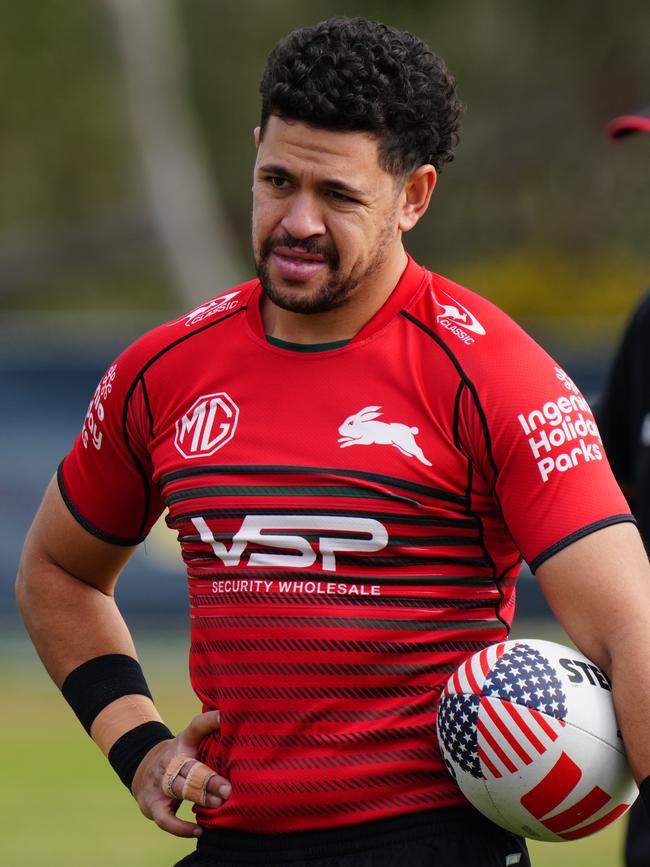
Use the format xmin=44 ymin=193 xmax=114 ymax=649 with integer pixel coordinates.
xmin=328 ymin=190 xmax=354 ymax=203
xmin=267 ymin=176 xmax=289 ymax=189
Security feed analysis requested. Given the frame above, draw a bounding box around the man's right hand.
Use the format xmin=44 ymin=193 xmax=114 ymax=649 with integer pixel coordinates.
xmin=131 ymin=710 xmax=231 ymax=838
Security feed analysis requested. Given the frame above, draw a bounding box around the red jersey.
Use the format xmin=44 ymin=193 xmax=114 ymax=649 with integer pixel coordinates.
xmin=60 ymin=256 xmax=631 ymax=832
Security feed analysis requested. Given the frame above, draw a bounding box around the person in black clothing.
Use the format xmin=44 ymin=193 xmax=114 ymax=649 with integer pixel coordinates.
xmin=597 ymin=101 xmax=650 ymax=867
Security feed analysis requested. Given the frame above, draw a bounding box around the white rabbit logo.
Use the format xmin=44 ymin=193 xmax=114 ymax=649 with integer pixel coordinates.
xmin=338 ymin=406 xmax=432 ymax=466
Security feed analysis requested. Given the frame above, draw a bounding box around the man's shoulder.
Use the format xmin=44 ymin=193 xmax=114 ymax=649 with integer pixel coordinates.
xmin=122 ymin=279 xmax=258 ymax=362
xmin=405 ymin=267 xmax=539 ymax=358
xmin=161 ymin=280 xmax=258 ymax=333
xmin=403 ymin=266 xmax=570 ymax=405
xmin=98 ymin=280 xmax=257 ymax=394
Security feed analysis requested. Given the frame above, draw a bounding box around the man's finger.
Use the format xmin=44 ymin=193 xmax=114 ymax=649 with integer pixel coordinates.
xmin=181 ymin=762 xmax=217 ymax=806
xmin=150 ymin=801 xmax=203 ymax=839
xmin=177 ymin=710 xmax=221 ymax=748
xmin=161 ymin=752 xmax=232 ymax=804
xmin=162 ymin=753 xmax=194 ymax=799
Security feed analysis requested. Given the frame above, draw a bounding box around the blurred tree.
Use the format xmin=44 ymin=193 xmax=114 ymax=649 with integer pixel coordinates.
xmin=106 ymin=0 xmax=243 ymax=307
xmin=0 ymin=0 xmax=647 ymax=339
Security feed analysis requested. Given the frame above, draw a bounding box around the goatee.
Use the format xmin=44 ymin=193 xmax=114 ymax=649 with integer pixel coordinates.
xmin=255 ymin=233 xmax=354 ymax=315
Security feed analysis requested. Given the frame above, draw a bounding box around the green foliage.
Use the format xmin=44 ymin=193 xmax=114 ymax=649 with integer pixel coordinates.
xmin=0 ymin=2 xmax=130 ymax=229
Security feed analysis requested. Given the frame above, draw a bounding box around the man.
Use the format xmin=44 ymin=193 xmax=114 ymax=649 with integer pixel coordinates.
xmin=598 ymin=101 xmax=650 ymax=867
xmin=15 ymin=18 xmax=650 ymax=867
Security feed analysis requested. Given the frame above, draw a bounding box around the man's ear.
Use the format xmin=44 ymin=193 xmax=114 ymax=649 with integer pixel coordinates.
xmin=398 ymin=165 xmax=437 ymax=232
xmin=254 ymin=126 xmax=261 ymax=148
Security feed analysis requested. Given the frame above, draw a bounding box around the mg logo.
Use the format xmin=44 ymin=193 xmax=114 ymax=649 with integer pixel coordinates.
xmin=174 ymin=392 xmax=239 ymax=459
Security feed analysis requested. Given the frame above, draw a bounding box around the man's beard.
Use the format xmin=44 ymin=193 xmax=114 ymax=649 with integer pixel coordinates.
xmin=255 ymin=229 xmax=391 ymax=316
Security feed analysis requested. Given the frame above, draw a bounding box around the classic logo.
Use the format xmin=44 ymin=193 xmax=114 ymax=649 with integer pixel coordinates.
xmin=171 ymin=291 xmax=242 ymax=327
xmin=338 ymin=405 xmax=432 ymax=466
xmin=435 ymin=290 xmax=486 ymax=344
xmin=192 ymin=514 xmax=388 ymax=571
xmin=174 ymin=392 xmax=239 ymax=459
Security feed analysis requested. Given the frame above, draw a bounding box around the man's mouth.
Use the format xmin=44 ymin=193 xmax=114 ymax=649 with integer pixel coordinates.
xmin=270 ymin=247 xmax=328 ymax=282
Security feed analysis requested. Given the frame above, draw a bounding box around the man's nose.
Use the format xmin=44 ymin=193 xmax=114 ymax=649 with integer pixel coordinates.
xmin=280 ymin=193 xmax=326 ymax=239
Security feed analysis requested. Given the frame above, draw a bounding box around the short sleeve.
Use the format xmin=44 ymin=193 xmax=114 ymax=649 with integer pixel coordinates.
xmin=459 ymin=326 xmax=633 ymax=573
xmin=58 ymin=341 xmax=164 ymax=545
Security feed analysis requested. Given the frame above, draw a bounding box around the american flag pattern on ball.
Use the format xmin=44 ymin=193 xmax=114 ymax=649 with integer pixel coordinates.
xmin=438 ymin=641 xmax=568 ymax=780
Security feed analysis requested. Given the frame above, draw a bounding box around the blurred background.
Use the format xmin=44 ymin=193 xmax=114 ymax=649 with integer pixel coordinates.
xmin=1 ymin=1 xmax=648 ymax=864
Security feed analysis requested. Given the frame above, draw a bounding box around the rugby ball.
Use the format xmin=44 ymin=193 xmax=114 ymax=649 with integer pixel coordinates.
xmin=436 ymin=638 xmax=637 ymax=841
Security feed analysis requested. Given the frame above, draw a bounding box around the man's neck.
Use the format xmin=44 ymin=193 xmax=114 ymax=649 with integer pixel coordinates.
xmin=261 ymin=247 xmax=408 ymax=344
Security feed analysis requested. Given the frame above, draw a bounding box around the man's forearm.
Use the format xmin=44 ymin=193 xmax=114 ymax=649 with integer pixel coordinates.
xmin=608 ymin=631 xmax=650 ymax=787
xmin=17 ymin=556 xmax=174 ymax=790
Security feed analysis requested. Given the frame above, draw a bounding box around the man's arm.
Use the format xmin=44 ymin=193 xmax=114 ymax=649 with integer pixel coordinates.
xmin=536 ymin=521 xmax=650 ymax=788
xmin=16 ymin=475 xmax=139 ymax=678
xmin=16 ymin=476 xmax=231 ymax=837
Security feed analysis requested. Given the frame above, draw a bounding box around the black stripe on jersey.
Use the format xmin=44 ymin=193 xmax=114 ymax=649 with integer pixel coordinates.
xmin=234 ymin=770 xmax=435 ymax=796
xmin=192 ymin=636 xmax=491 ymax=655
xmin=452 ymin=380 xmax=464 ymax=451
xmin=167 ymin=506 xmax=477 ymax=528
xmin=452 ymin=380 xmax=474 ymax=506
xmin=206 ymin=684 xmax=434 ymax=701
xmin=221 ymin=706 xmax=431 ymax=725
xmin=530 ymin=513 xmax=636 ymax=572
xmin=229 ymin=745 xmax=432 ymax=770
xmin=140 ymin=375 xmax=155 ymax=439
xmin=186 ymin=552 xmax=489 ymax=569
xmin=158 ymin=464 xmax=467 ymax=506
xmin=195 ymin=660 xmax=454 ymax=678
xmin=166 ymin=484 xmax=424 ymax=508
xmin=225 ymin=791 xmax=451 ymax=820
xmin=216 ymin=723 xmax=434 ymax=743
xmin=122 ymin=376 xmax=152 ymax=541
xmin=193 ymin=613 xmax=500 ymax=633
xmin=192 ymin=592 xmax=496 ymax=610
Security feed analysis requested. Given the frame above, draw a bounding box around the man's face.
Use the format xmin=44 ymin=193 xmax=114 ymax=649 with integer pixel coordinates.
xmin=252 ymin=116 xmax=403 ymax=315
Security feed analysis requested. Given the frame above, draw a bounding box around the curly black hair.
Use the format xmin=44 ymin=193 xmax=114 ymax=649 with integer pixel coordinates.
xmin=259 ymin=17 xmax=462 ymax=176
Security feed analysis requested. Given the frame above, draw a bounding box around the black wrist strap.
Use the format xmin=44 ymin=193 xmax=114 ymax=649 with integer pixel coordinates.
xmin=61 ymin=654 xmax=154 ymax=733
xmin=109 ymin=721 xmax=174 ymax=790
xmin=61 ymin=654 xmax=172 ymax=789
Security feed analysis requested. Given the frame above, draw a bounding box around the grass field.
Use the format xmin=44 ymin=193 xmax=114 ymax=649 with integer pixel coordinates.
xmin=1 ymin=624 xmax=629 ymax=867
